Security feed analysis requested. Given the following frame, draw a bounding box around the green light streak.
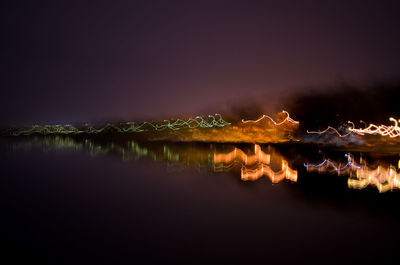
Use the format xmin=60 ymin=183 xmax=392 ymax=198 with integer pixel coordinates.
xmin=9 ymin=114 xmax=231 ymax=136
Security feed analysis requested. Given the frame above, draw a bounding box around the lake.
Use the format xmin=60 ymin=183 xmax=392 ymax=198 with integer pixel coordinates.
xmin=1 ymin=136 xmax=399 ymax=264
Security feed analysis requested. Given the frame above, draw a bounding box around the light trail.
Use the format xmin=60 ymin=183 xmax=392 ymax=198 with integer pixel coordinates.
xmin=214 ymin=144 xmax=298 ymax=183
xmin=8 ymin=111 xmax=299 ymax=143
xmin=213 ymin=144 xmax=271 ymax=166
xmin=307 ymin=117 xmax=400 ymax=138
xmin=240 ymin=160 xmax=298 ymax=183
xmin=348 ymin=117 xmax=400 ymax=138
xmin=305 ymin=154 xmax=400 ymax=192
xmin=304 ymin=154 xmax=361 ymax=172
xmin=241 ymin=110 xmax=299 ymax=125
xmin=306 ymin=127 xmax=353 ymax=138
xmin=10 ymin=114 xmax=231 ymax=136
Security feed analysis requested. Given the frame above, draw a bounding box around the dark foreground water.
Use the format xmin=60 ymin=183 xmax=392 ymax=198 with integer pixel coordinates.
xmin=1 ymin=136 xmax=399 ymax=265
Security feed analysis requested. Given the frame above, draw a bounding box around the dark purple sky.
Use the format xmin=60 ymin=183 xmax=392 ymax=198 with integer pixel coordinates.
xmin=3 ymin=0 xmax=400 ymax=125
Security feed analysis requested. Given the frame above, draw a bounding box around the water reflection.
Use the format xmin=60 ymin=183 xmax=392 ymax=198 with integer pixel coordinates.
xmin=5 ymin=135 xmax=400 ymax=192
xmin=214 ymin=144 xmax=297 ymax=183
xmin=6 ymin=136 xmax=297 ymax=184
xmin=305 ymin=154 xmax=400 ymax=193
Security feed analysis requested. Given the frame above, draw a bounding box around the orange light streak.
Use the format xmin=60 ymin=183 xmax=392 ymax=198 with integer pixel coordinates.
xmin=214 ymin=144 xmax=298 ymax=183
xmin=241 ymin=110 xmax=299 ymax=125
xmin=213 ymin=144 xmax=270 ymax=165
xmin=241 ymin=160 xmax=298 ymax=183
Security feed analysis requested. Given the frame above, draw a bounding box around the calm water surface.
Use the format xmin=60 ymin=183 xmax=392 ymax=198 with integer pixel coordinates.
xmin=1 ymin=136 xmax=399 ymax=264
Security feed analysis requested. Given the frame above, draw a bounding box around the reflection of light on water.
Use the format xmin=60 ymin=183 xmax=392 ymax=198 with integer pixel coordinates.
xmin=214 ymin=144 xmax=297 ymax=183
xmin=10 ymin=137 xmax=297 ymax=185
xmin=348 ymin=161 xmax=400 ymax=193
xmin=241 ymin=160 xmax=298 ymax=183
xmin=305 ymin=155 xmax=400 ymax=193
xmin=304 ymin=154 xmax=361 ymax=174
xmin=213 ymin=145 xmax=270 ymax=165
xmin=10 ymin=136 xmax=400 ymax=192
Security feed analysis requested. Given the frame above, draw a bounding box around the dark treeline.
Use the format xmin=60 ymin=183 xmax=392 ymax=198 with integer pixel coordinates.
xmin=285 ymin=80 xmax=400 ymax=131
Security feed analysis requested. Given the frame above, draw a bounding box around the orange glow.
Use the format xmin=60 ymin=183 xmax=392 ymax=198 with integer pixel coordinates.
xmin=241 ymin=160 xmax=298 ymax=183
xmin=175 ymin=110 xmax=300 ymax=143
xmin=213 ymin=144 xmax=270 ymax=165
xmin=214 ymin=144 xmax=298 ymax=183
xmin=144 ymin=110 xmax=300 ymax=143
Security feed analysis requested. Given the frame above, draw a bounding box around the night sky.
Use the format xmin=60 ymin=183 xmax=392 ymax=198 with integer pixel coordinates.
xmin=3 ymin=0 xmax=400 ymax=126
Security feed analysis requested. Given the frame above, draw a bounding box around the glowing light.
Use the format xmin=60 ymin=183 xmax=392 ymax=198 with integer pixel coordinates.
xmin=304 ymin=154 xmax=361 ymax=173
xmin=214 ymin=144 xmax=298 ymax=183
xmin=8 ymin=111 xmax=300 ymax=143
xmin=10 ymin=114 xmax=231 ymax=136
xmin=10 ymin=136 xmax=297 ymax=184
xmin=307 ymin=127 xmax=352 ymax=138
xmin=240 ymin=160 xmax=298 ymax=183
xmin=307 ymin=117 xmax=400 ymax=138
xmin=305 ymin=154 xmax=400 ymax=192
xmin=348 ymin=117 xmax=400 ymax=138
xmin=213 ymin=144 xmax=271 ymax=165
xmin=241 ymin=110 xmax=299 ymax=125
xmin=348 ymin=164 xmax=400 ymax=193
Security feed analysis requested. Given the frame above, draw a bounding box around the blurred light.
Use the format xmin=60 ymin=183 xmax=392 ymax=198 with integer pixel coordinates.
xmin=305 ymin=154 xmax=400 ymax=192
xmin=214 ymin=144 xmax=298 ymax=183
